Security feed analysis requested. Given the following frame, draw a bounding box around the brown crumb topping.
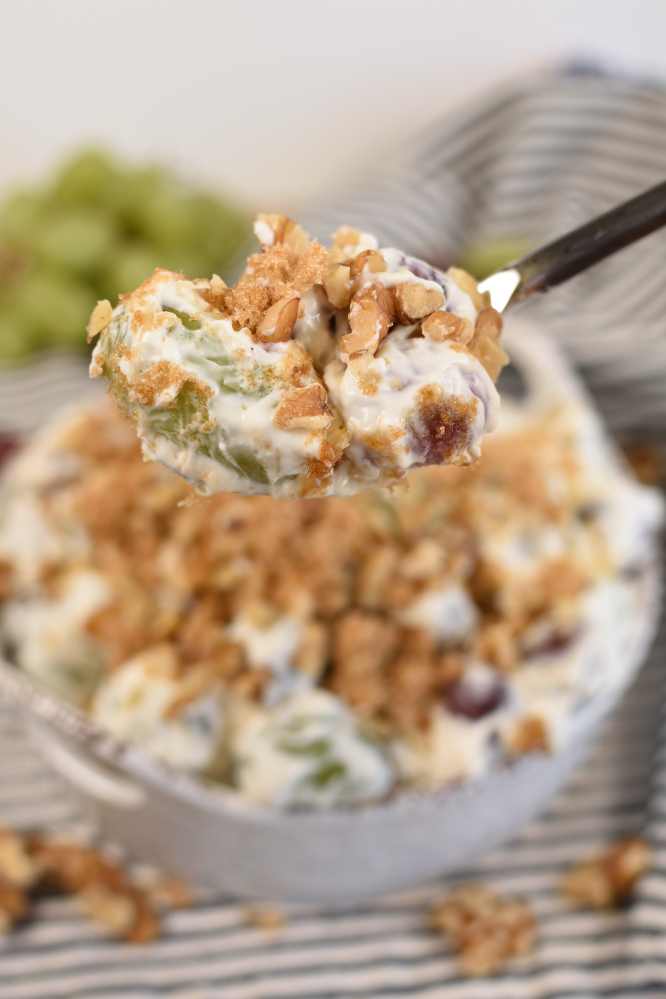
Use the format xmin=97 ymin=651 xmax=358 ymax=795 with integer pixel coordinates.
xmin=2 ymin=385 xmax=605 ymax=733
xmin=225 ymin=240 xmax=330 ymax=333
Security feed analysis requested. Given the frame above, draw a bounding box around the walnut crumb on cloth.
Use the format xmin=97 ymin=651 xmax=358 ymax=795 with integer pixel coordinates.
xmin=430 ymin=883 xmax=537 ymax=977
xmin=560 ymin=835 xmax=652 ymax=909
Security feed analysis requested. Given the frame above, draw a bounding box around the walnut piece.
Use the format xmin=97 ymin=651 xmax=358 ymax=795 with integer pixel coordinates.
xmin=0 ymin=879 xmax=28 ymax=934
xmin=244 ymin=905 xmax=287 ymax=931
xmin=86 ymin=300 xmax=113 ymax=342
xmin=323 ymin=262 xmax=353 ymax=309
xmin=273 ymin=383 xmax=334 ymax=431
xmin=422 ymin=310 xmax=474 ymax=345
xmin=394 ymin=282 xmax=444 ymax=324
xmin=347 ymin=249 xmax=387 ymax=280
xmin=430 ymin=883 xmax=536 ymax=977
xmin=0 ymin=828 xmax=41 ymax=888
xmin=468 ymin=308 xmax=509 ymax=381
xmin=29 ymin=837 xmax=161 ymax=943
xmin=560 ymin=835 xmax=652 ymax=909
xmin=255 ymin=214 xmax=310 ymax=253
xmin=446 ymin=266 xmax=490 ymax=312
xmin=338 ymin=284 xmax=394 ymax=356
xmin=255 ymin=295 xmax=300 ymax=343
xmin=502 ymin=714 xmax=550 ymax=756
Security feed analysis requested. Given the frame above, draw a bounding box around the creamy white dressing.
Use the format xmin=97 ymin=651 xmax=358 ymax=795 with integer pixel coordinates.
xmin=399 ymin=583 xmax=479 ymax=645
xmin=2 ymin=569 xmax=110 ymax=705
xmin=232 ymin=689 xmax=394 ymax=809
xmin=92 ymin=648 xmax=226 ymax=772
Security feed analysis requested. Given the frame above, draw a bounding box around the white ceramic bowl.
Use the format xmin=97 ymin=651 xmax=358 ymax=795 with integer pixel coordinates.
xmin=0 ymin=324 xmax=661 ymax=903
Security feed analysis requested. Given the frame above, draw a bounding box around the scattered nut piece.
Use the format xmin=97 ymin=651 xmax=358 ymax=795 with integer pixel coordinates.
xmin=347 ymin=249 xmax=387 ymax=280
xmin=502 ymin=714 xmax=550 ymax=756
xmin=256 ymin=295 xmax=300 ymax=343
xmin=204 ymin=274 xmax=229 ymax=311
xmin=255 ymin=214 xmax=310 ymax=254
xmin=560 ymin=835 xmax=652 ymax=910
xmin=28 ymin=835 xmax=162 ymax=943
xmin=339 ymin=285 xmax=394 ymax=356
xmin=323 ymin=262 xmax=354 ymax=309
xmin=468 ymin=308 xmax=509 ymax=381
xmin=422 ymin=310 xmax=474 ymax=344
xmin=244 ymin=905 xmax=287 ymax=931
xmin=0 ymin=879 xmax=28 ymax=934
xmin=86 ymin=300 xmax=113 ymax=342
xmin=331 ymin=225 xmax=372 ymax=257
xmin=623 ymin=442 xmax=664 ymax=486
xmin=394 ymin=282 xmax=444 ymax=324
xmin=273 ymin=383 xmax=334 ymax=431
xmin=430 ymin=883 xmax=536 ymax=977
xmin=145 ymin=877 xmax=194 ymax=911
xmin=80 ymin=882 xmax=137 ymax=937
xmin=0 ymin=828 xmax=41 ymax=888
xmin=447 ymin=266 xmax=490 ymax=312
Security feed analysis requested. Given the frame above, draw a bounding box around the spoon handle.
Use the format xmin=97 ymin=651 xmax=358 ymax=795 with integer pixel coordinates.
xmin=480 ymin=179 xmax=666 ymax=311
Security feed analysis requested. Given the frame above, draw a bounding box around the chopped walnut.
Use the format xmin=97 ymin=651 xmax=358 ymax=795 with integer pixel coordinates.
xmin=0 ymin=879 xmax=28 ymax=934
xmin=339 ymin=283 xmax=394 ymax=356
xmin=623 ymin=442 xmax=664 ymax=486
xmin=430 ymin=883 xmax=536 ymax=977
xmin=446 ymin=266 xmax=490 ymax=312
xmin=560 ymin=835 xmax=652 ymax=909
xmin=0 ymin=561 xmax=13 ymax=601
xmin=243 ymin=905 xmax=287 ymax=931
xmin=394 ymin=282 xmax=444 ymax=324
xmin=255 ymin=295 xmax=300 ymax=343
xmin=468 ymin=308 xmax=509 ymax=382
xmin=422 ymin=310 xmax=474 ymax=345
xmin=144 ymin=876 xmax=194 ymax=910
xmin=347 ymin=249 xmax=387 ymax=280
xmin=272 ymin=383 xmax=334 ymax=430
xmin=86 ymin=299 xmax=113 ymax=342
xmin=255 ymin=214 xmax=310 ymax=253
xmin=502 ymin=714 xmax=550 ymax=756
xmin=29 ymin=837 xmax=160 ymax=943
xmin=0 ymin=828 xmax=41 ymax=888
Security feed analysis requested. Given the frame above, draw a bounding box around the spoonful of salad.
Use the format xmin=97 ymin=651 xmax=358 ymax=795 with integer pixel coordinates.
xmin=87 ymin=180 xmax=666 ymax=498
xmin=88 ymin=217 xmax=506 ymax=497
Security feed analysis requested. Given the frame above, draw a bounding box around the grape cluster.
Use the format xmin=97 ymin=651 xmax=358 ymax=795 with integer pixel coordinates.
xmin=0 ymin=150 xmax=249 ymax=360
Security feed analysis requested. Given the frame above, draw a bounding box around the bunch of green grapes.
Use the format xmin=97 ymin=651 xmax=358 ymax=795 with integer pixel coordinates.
xmin=0 ymin=150 xmax=250 ymax=360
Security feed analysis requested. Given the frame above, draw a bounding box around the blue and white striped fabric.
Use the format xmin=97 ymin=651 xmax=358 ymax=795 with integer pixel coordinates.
xmin=1 ymin=64 xmax=666 ymax=998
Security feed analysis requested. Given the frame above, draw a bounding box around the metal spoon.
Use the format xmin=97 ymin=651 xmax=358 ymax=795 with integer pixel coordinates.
xmin=477 ymin=180 xmax=666 ymax=313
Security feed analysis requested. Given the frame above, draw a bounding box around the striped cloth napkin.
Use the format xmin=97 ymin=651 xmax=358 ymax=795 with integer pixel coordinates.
xmin=0 ymin=63 xmax=665 ymax=998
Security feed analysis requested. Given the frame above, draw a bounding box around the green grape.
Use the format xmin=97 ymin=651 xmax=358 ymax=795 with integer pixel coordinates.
xmin=457 ymin=236 xmax=532 ymax=281
xmin=53 ymin=149 xmax=120 ymax=207
xmin=14 ymin=270 xmax=95 ymax=348
xmin=0 ymin=190 xmax=50 ymax=252
xmin=0 ymin=148 xmax=250 ymax=358
xmin=105 ymin=244 xmax=164 ymax=300
xmin=110 ymin=166 xmax=165 ymax=230
xmin=37 ymin=209 xmax=118 ymax=277
xmin=0 ymin=307 xmax=40 ymax=361
xmin=141 ymin=190 xmax=201 ymax=251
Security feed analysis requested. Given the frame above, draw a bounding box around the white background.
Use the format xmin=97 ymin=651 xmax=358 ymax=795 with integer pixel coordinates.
xmin=1 ymin=0 xmax=665 ymax=210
